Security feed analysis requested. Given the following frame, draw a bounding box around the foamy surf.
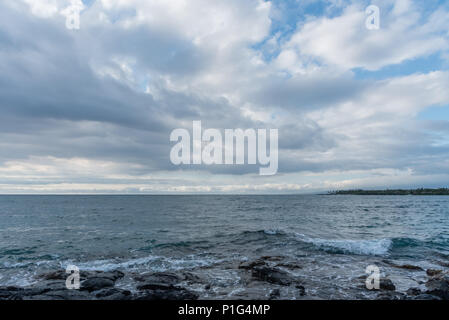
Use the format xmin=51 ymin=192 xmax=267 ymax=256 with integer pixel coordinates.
xmin=295 ymin=233 xmax=392 ymax=256
xmin=59 ymin=254 xmax=220 ymax=273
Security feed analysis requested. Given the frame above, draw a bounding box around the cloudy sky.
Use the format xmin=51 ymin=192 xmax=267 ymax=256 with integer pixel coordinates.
xmin=0 ymin=0 xmax=449 ymax=194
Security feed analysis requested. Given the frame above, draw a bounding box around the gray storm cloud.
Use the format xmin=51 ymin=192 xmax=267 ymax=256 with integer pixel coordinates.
xmin=1 ymin=0 xmax=449 ymax=193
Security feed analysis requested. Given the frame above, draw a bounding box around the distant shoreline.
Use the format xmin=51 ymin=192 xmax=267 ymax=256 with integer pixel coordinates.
xmin=328 ymin=188 xmax=449 ymax=195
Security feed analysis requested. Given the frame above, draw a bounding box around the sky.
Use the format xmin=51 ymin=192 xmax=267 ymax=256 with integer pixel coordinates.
xmin=0 ymin=0 xmax=449 ymax=194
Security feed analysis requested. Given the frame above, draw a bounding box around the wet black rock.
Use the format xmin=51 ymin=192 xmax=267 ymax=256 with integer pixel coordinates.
xmin=269 ymin=289 xmax=280 ymax=300
xmin=275 ymin=262 xmax=303 ymax=270
xmin=38 ymin=269 xmax=124 ymax=282
xmin=76 ymin=270 xmax=124 ymax=293
xmin=96 ymin=270 xmax=125 ymax=282
xmin=426 ymin=269 xmax=443 ymax=277
xmin=0 ymin=269 xmax=199 ymax=300
xmin=380 ymin=278 xmax=396 ymax=291
xmin=34 ymin=280 xmax=67 ymax=292
xmin=393 ymin=264 xmax=423 ymax=271
xmin=296 ymin=285 xmax=306 ymax=296
xmin=133 ymin=271 xmax=199 ymax=300
xmin=182 ymin=272 xmax=203 ymax=284
xmin=251 ymin=266 xmax=295 ymax=286
xmin=425 ymin=277 xmax=449 ymax=300
xmin=260 ymin=256 xmax=285 ymax=262
xmin=137 ymin=287 xmax=198 ymax=300
xmin=134 ymin=272 xmax=186 ymax=292
xmin=134 ymin=272 xmax=182 ymax=285
xmin=81 ymin=277 xmax=115 ymax=292
xmin=35 ymin=289 xmax=92 ymax=300
xmin=406 ymin=287 xmax=422 ymax=296
xmin=238 ymin=259 xmax=266 ymax=270
xmin=137 ymin=282 xmax=174 ymax=291
xmin=92 ymin=288 xmax=131 ymax=300
xmin=0 ymin=286 xmax=21 ymax=298
xmin=0 ymin=287 xmax=23 ymax=300
xmin=38 ymin=270 xmax=68 ymax=281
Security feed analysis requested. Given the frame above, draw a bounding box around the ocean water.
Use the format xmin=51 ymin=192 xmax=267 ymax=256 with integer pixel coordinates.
xmin=0 ymin=195 xmax=448 ymax=299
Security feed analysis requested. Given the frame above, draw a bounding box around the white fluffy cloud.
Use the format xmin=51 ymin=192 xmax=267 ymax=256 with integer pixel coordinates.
xmin=23 ymin=0 xmax=59 ymax=18
xmin=281 ymin=1 xmax=449 ymax=71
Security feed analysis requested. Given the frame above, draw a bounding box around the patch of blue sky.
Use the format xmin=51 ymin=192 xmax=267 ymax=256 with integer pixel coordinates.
xmin=352 ymin=53 xmax=447 ymax=80
xmin=81 ymin=0 xmax=96 ymax=7
xmin=253 ymin=0 xmax=345 ymax=62
xmin=414 ymin=0 xmax=449 ymax=17
xmin=418 ymin=104 xmax=449 ymax=121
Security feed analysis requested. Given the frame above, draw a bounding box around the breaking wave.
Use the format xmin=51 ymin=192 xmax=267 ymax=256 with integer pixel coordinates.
xmin=295 ymin=233 xmax=392 ymax=256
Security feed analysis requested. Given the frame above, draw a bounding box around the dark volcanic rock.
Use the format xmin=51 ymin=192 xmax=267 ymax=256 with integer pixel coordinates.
xmin=38 ymin=270 xmax=67 ymax=281
xmin=2 ymin=268 xmax=201 ymax=300
xmin=296 ymin=285 xmax=306 ymax=296
xmin=1 ymin=282 xmax=70 ymax=300
xmin=426 ymin=269 xmax=443 ymax=277
xmin=1 ymin=268 xmax=200 ymax=300
xmin=134 ymin=272 xmax=182 ymax=285
xmin=133 ymin=271 xmax=198 ymax=300
xmin=182 ymin=272 xmax=203 ymax=284
xmin=95 ymin=270 xmax=125 ymax=282
xmin=275 ymin=262 xmax=303 ymax=270
xmin=392 ymin=264 xmax=424 ymax=271
xmin=0 ymin=289 xmax=21 ymax=300
xmin=19 ymin=288 xmax=92 ymax=300
xmin=0 ymin=286 xmax=22 ymax=300
xmin=92 ymin=288 xmax=131 ymax=300
xmin=251 ymin=266 xmax=295 ymax=286
xmin=380 ymin=278 xmax=396 ymax=291
xmin=269 ymin=289 xmax=280 ymax=300
xmin=135 ymin=272 xmax=185 ymax=291
xmin=425 ymin=277 xmax=449 ymax=300
xmin=406 ymin=287 xmax=422 ymax=296
xmin=34 ymin=280 xmax=67 ymax=292
xmin=38 ymin=289 xmax=91 ymax=300
xmin=137 ymin=282 xmax=174 ymax=291
xmin=137 ymin=287 xmax=198 ymax=300
xmin=38 ymin=270 xmax=124 ymax=282
xmin=81 ymin=277 xmax=115 ymax=292
xmin=238 ymin=259 xmax=266 ymax=270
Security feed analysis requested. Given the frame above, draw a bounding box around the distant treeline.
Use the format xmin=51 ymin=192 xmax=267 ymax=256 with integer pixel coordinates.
xmin=328 ymin=188 xmax=449 ymax=195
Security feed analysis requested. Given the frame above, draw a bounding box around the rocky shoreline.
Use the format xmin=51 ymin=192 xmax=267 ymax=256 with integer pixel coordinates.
xmin=1 ymin=256 xmax=448 ymax=300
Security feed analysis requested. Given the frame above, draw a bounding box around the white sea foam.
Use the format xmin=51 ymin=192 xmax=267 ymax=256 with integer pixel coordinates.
xmin=295 ymin=233 xmax=392 ymax=256
xmin=2 ymin=259 xmax=54 ymax=268
xmin=60 ymin=254 xmax=220 ymax=272
xmin=263 ymin=229 xmax=284 ymax=235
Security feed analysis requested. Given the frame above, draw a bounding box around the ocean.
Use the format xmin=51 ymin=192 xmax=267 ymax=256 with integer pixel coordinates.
xmin=1 ymin=195 xmax=448 ymax=299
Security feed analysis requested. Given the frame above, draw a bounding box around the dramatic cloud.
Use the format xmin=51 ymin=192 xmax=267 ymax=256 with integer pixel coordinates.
xmin=0 ymin=0 xmax=449 ymax=193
